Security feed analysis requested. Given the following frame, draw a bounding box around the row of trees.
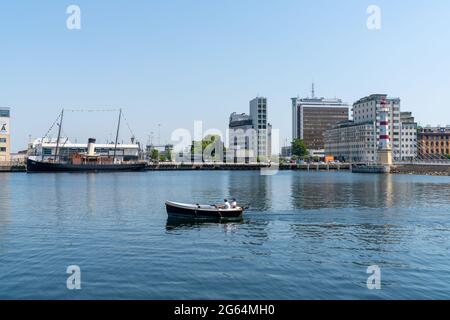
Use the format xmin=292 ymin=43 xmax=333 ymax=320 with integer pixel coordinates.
xmin=150 ymin=149 xmax=172 ymax=162
xmin=150 ymin=136 xmax=310 ymax=162
xmin=150 ymin=135 xmax=223 ymax=163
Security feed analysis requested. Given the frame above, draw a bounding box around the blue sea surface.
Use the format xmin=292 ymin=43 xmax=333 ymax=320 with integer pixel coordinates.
xmin=0 ymin=171 xmax=449 ymax=299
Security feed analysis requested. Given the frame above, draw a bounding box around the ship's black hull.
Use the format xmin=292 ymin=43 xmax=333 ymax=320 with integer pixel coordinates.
xmin=27 ymin=159 xmax=146 ymax=173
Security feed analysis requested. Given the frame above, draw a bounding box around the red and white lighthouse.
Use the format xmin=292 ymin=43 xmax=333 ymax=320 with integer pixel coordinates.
xmin=378 ymin=97 xmax=393 ymax=165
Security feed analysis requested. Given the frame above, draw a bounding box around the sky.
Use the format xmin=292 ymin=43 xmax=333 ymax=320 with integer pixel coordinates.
xmin=1 ymin=0 xmax=450 ymax=152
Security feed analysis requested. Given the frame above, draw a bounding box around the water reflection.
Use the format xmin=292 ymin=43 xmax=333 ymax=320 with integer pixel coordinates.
xmin=165 ymin=216 xmax=244 ymax=232
xmin=228 ymin=173 xmax=271 ymax=211
xmin=290 ymin=173 xmax=399 ymax=209
xmin=0 ymin=173 xmax=11 ymax=241
xmin=2 ymin=171 xmax=450 ymax=299
xmin=86 ymin=173 xmax=97 ymax=215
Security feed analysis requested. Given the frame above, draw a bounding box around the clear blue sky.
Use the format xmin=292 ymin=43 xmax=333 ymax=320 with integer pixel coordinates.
xmin=1 ymin=0 xmax=450 ymax=151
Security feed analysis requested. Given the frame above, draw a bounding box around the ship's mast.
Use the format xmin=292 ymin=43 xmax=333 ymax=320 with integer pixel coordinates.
xmin=54 ymin=109 xmax=64 ymax=162
xmin=113 ymin=108 xmax=122 ymax=163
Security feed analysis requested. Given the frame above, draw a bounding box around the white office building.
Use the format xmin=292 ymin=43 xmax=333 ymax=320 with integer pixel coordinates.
xmin=0 ymin=107 xmax=11 ymax=162
xmin=228 ymin=97 xmax=272 ymax=162
xmin=325 ymin=121 xmax=377 ymax=162
xmin=352 ymin=94 xmax=401 ymax=160
xmin=250 ymin=97 xmax=271 ymax=158
xmin=399 ymin=112 xmax=418 ymax=161
xmin=325 ymin=94 xmax=416 ymax=163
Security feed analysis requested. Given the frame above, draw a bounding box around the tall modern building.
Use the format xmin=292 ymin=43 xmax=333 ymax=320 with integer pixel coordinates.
xmin=250 ymin=97 xmax=270 ymax=158
xmin=228 ymin=97 xmax=272 ymax=162
xmin=0 ymin=107 xmax=10 ymax=162
xmin=292 ymin=87 xmax=349 ymax=154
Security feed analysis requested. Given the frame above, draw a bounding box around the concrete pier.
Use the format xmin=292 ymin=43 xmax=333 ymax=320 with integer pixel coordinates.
xmin=391 ymin=164 xmax=450 ymax=176
xmin=145 ymin=163 xmax=351 ymax=171
xmin=0 ymin=164 xmax=26 ymax=172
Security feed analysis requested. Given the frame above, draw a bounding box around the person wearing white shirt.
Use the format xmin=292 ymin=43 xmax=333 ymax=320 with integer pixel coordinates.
xmin=223 ymin=199 xmax=231 ymax=209
xmin=231 ymin=198 xmax=237 ymax=208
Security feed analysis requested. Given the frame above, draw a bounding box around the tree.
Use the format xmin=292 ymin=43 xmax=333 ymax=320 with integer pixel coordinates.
xmin=151 ymin=149 xmax=159 ymax=161
xmin=191 ymin=135 xmax=225 ymax=161
xmin=166 ymin=150 xmax=172 ymax=162
xmin=291 ymin=139 xmax=308 ymax=158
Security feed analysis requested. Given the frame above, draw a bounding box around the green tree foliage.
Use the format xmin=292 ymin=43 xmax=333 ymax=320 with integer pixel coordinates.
xmin=191 ymin=135 xmax=226 ymax=159
xmin=291 ymin=139 xmax=308 ymax=158
xmin=151 ymin=149 xmax=159 ymax=161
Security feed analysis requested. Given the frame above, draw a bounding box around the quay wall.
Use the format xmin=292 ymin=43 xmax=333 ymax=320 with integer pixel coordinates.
xmin=145 ymin=163 xmax=350 ymax=171
xmin=391 ymin=164 xmax=450 ymax=176
xmin=0 ymin=164 xmax=26 ymax=172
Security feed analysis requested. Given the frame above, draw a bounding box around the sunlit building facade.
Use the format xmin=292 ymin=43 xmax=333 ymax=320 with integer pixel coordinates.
xmin=0 ymin=107 xmax=11 ymax=162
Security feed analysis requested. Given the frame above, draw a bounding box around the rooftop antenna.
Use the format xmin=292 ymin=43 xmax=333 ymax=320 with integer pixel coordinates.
xmin=311 ymin=82 xmax=315 ymax=98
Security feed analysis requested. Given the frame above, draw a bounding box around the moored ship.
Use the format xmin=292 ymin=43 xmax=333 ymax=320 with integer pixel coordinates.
xmin=27 ymin=109 xmax=146 ymax=173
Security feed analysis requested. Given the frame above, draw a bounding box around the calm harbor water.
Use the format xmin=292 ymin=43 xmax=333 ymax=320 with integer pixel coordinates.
xmin=0 ymin=171 xmax=449 ymax=299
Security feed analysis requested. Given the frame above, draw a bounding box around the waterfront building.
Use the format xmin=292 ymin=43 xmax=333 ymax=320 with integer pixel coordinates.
xmin=280 ymin=146 xmax=292 ymax=158
xmin=267 ymin=123 xmax=272 ymax=159
xmin=400 ymin=112 xmax=418 ymax=161
xmin=325 ymin=94 xmax=415 ymax=163
xmin=28 ymin=138 xmax=140 ymax=162
xmin=228 ymin=97 xmax=272 ymax=162
xmin=324 ymin=120 xmax=377 ymax=162
xmin=0 ymin=107 xmax=11 ymax=162
xmin=250 ymin=97 xmax=271 ymax=159
xmin=228 ymin=112 xmax=257 ymax=163
xmin=352 ymin=94 xmax=401 ymax=161
xmin=291 ymin=86 xmax=349 ymax=154
xmin=418 ymin=126 xmax=450 ymax=159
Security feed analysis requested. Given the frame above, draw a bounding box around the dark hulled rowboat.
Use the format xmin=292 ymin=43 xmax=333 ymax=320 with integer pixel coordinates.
xmin=165 ymin=201 xmax=244 ymax=220
xmin=27 ymin=158 xmax=146 ymax=172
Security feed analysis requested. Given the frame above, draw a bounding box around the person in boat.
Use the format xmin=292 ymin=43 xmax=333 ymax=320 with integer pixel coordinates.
xmin=218 ymin=199 xmax=231 ymax=209
xmin=231 ymin=198 xmax=237 ymax=208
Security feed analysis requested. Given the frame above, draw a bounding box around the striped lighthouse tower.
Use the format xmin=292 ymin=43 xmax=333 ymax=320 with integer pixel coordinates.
xmin=378 ymin=97 xmax=393 ymax=165
xmin=379 ymin=97 xmax=390 ymax=149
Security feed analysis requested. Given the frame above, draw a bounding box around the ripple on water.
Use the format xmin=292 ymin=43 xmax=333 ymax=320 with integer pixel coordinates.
xmin=0 ymin=171 xmax=449 ymax=299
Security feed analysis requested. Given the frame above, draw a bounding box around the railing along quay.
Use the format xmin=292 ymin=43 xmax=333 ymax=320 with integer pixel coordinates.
xmin=145 ymin=162 xmax=351 ymax=171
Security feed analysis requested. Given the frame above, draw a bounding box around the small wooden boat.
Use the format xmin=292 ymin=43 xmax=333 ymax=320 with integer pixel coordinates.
xmin=165 ymin=201 xmax=244 ymax=220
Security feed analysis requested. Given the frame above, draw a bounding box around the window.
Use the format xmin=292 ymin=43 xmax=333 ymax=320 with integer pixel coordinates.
xmin=43 ymin=148 xmax=52 ymax=155
xmin=0 ymin=138 xmax=7 ymax=143
xmin=0 ymin=147 xmax=6 ymax=152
